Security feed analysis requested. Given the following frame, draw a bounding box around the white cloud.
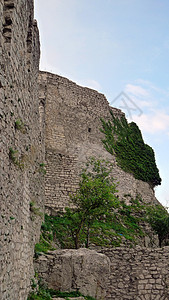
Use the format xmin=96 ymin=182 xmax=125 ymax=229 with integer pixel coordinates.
xmin=131 ymin=97 xmax=153 ymax=109
xmin=125 ymin=84 xmax=150 ymax=98
xmin=135 ymin=79 xmax=168 ymax=96
xmin=124 ymin=83 xmax=154 ymax=109
xmin=123 ymin=80 xmax=169 ymax=136
xmin=132 ymin=110 xmax=169 ymax=134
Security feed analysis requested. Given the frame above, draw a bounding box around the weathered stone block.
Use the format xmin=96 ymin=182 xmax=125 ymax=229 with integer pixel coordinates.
xmin=35 ymin=248 xmax=110 ymax=300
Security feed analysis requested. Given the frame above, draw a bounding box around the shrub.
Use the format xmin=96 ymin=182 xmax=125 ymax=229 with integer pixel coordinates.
xmin=15 ymin=119 xmax=26 ymax=133
xmin=9 ymin=147 xmax=24 ymax=169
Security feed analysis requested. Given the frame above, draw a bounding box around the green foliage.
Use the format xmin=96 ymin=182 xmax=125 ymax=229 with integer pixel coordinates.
xmin=63 ymin=158 xmax=119 ymax=248
xmin=31 ymin=279 xmax=37 ymax=289
xmin=39 ymin=163 xmax=46 ymax=175
xmin=28 ymin=278 xmax=96 ymax=300
xmin=34 ymin=234 xmax=55 ymax=257
xmin=38 ymin=193 xmax=169 ymax=250
xmin=39 ymin=195 xmax=146 ymax=249
xmin=28 ymin=289 xmax=96 ymax=300
xmin=15 ymin=118 xmax=26 ymax=133
xmin=35 ymin=158 xmax=166 ymax=251
xmin=49 ymin=290 xmax=82 ymax=298
xmin=9 ymin=147 xmax=18 ymax=164
xmin=100 ymin=112 xmax=161 ymax=187
xmin=27 ymin=284 xmax=52 ymax=300
xmin=43 ymin=213 xmax=78 ymax=249
xmin=9 ymin=147 xmax=24 ymax=169
xmin=146 ymin=204 xmax=169 ymax=247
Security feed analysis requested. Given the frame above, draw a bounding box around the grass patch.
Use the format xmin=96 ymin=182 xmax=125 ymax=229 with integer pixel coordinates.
xmin=36 ymin=195 xmax=149 ymax=251
xmin=28 ymin=280 xmax=96 ymax=300
xmin=9 ymin=147 xmax=24 ymax=169
xmin=15 ymin=118 xmax=26 ymax=133
xmin=35 ymin=235 xmax=55 ymax=257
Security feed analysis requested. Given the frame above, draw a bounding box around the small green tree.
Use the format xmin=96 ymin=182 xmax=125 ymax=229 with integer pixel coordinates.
xmin=65 ymin=158 xmax=119 ymax=249
xmin=146 ymin=204 xmax=169 ymax=247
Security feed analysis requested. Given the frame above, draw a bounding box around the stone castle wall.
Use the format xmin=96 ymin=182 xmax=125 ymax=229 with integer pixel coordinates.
xmin=0 ymin=1 xmax=164 ymax=299
xmin=39 ymin=71 xmax=158 ymax=212
xmin=35 ymin=248 xmax=110 ymax=300
xmin=35 ymin=247 xmax=169 ymax=300
xmin=0 ymin=1 xmax=44 ymax=299
xmin=100 ymin=247 xmax=169 ymax=300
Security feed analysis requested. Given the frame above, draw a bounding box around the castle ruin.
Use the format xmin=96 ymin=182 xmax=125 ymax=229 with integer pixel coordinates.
xmin=0 ymin=1 xmax=169 ymax=300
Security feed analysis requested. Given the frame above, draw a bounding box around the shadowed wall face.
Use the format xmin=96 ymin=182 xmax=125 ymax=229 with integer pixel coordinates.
xmin=0 ymin=1 xmax=44 ymax=299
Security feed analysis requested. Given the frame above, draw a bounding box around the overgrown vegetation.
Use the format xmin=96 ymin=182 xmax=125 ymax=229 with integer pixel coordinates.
xmin=35 ymin=159 xmax=153 ymax=252
xmin=64 ymin=158 xmax=120 ymax=248
xmin=34 ymin=234 xmax=55 ymax=256
xmin=100 ymin=111 xmax=161 ymax=187
xmin=34 ymin=158 xmax=168 ymax=257
xmin=39 ymin=163 xmax=46 ymax=175
xmin=9 ymin=147 xmax=24 ymax=169
xmin=9 ymin=147 xmax=18 ymax=164
xmin=28 ymin=278 xmax=96 ymax=300
xmin=36 ymin=201 xmax=169 ymax=253
xmin=36 ymin=195 xmax=147 ymax=252
xmin=15 ymin=118 xmax=26 ymax=133
xmin=146 ymin=204 xmax=169 ymax=247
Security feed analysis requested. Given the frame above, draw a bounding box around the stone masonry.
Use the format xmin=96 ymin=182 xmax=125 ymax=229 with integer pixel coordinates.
xmin=35 ymin=247 xmax=169 ymax=300
xmin=100 ymin=247 xmax=169 ymax=300
xmin=39 ymin=71 xmax=158 ymax=213
xmin=0 ymin=1 xmax=44 ymax=299
xmin=35 ymin=248 xmax=110 ymax=300
xmin=0 ymin=0 xmax=168 ymax=299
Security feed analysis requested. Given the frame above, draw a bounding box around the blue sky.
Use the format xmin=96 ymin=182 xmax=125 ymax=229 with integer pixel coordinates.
xmin=35 ymin=0 xmax=169 ymax=206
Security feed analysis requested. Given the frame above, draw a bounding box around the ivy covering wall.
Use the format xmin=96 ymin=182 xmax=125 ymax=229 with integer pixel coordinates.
xmin=100 ymin=111 xmax=161 ymax=187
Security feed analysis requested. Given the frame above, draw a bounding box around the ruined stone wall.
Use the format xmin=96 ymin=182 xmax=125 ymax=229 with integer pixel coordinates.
xmin=35 ymin=247 xmax=169 ymax=300
xmin=39 ymin=71 xmax=158 ymax=212
xmin=35 ymin=248 xmax=110 ymax=300
xmin=100 ymin=247 xmax=169 ymax=300
xmin=0 ymin=1 xmax=44 ymax=299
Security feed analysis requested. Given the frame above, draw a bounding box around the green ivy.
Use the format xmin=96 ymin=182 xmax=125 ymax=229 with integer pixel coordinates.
xmin=100 ymin=111 xmax=161 ymax=186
